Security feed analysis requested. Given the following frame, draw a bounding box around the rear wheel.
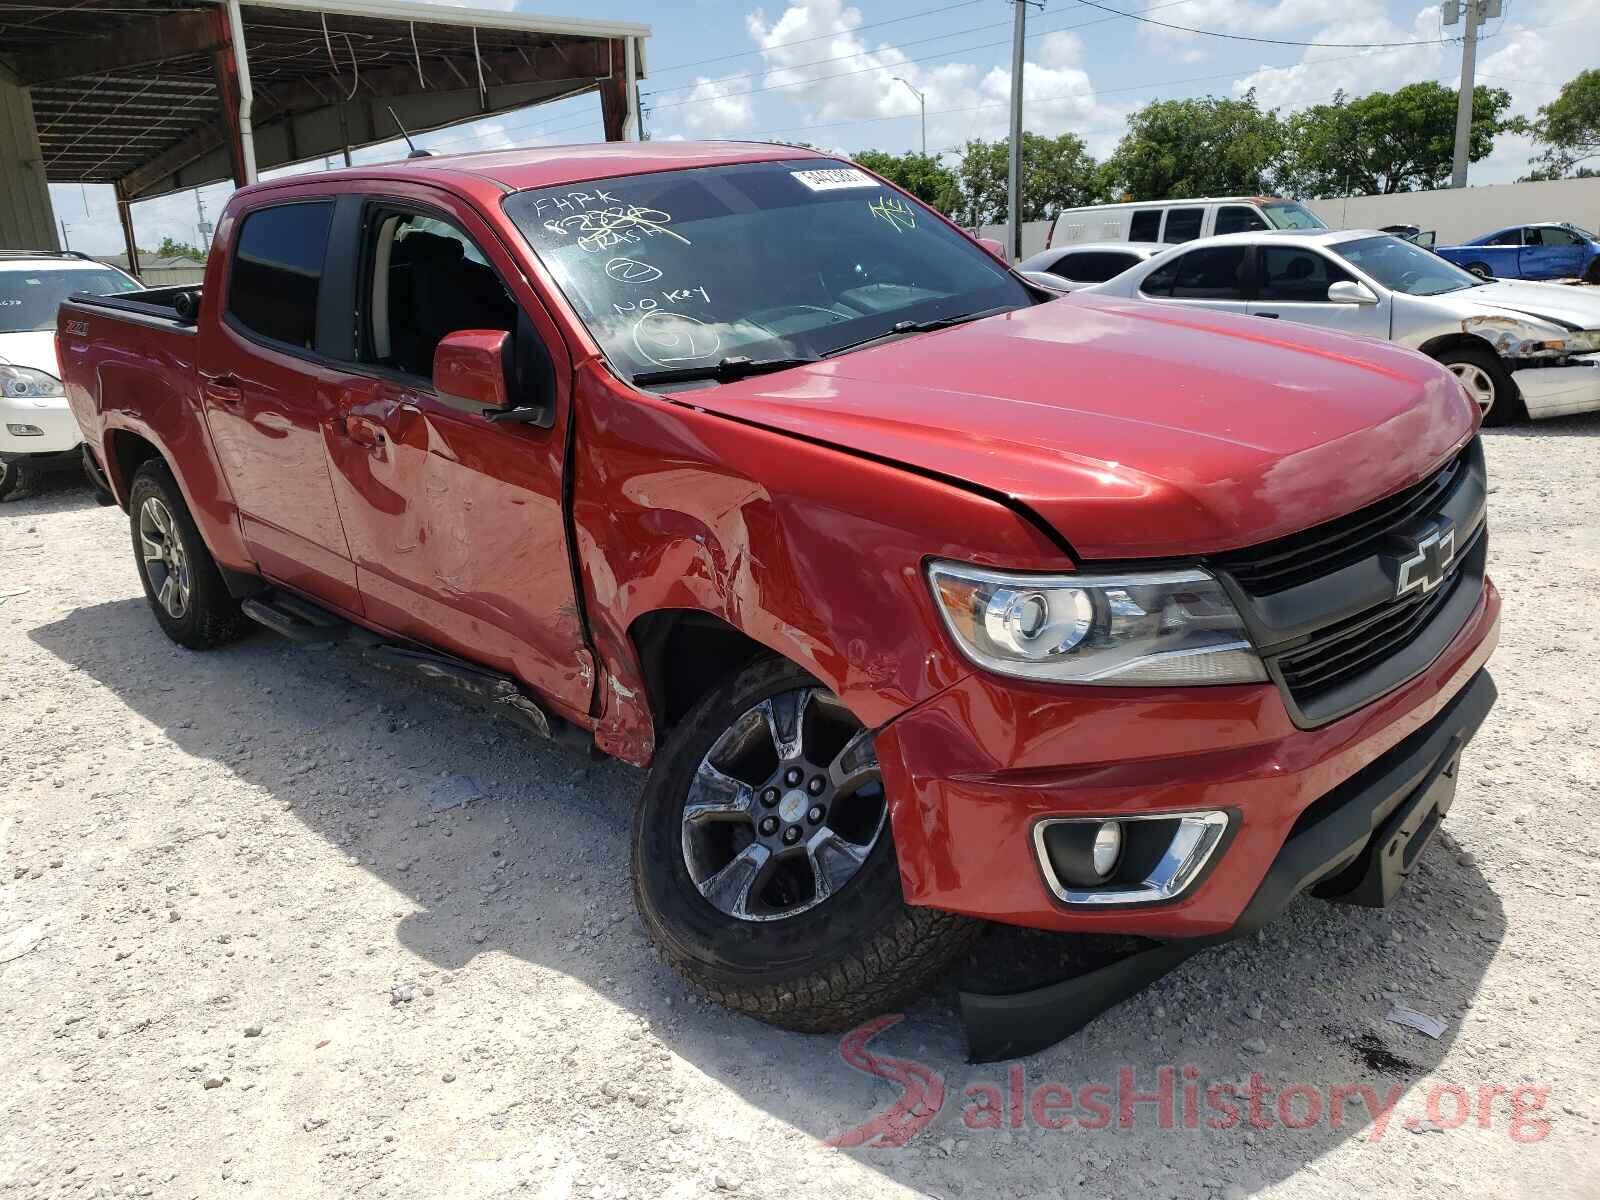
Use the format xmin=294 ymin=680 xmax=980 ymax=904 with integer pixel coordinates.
xmin=128 ymin=460 xmax=248 ymax=649
xmin=1585 ymin=258 xmax=1600 ymax=286
xmin=632 ymin=656 xmax=983 ymax=1031
xmin=1464 ymin=261 xmax=1493 ymax=280
xmin=1436 ymin=345 xmax=1524 ymax=426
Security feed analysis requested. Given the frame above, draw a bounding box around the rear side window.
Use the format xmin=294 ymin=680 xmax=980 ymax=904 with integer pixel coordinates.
xmin=1162 ymin=207 xmax=1204 ymax=243
xmin=228 ymin=202 xmax=334 ymax=349
xmin=1215 ymin=205 xmax=1269 ymax=235
xmin=1128 ymin=210 xmax=1162 ymax=241
xmin=1486 ymin=229 xmax=1521 ymax=246
xmin=1169 ymin=246 xmax=1248 ymax=299
xmin=1051 ymin=251 xmax=1139 ymax=283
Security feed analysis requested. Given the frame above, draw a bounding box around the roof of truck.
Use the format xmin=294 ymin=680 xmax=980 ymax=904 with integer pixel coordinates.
xmin=241 ymin=141 xmax=830 ymax=200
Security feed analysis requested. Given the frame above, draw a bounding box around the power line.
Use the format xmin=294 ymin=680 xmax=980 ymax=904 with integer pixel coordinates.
xmin=648 ymin=0 xmax=987 ymax=76
xmin=1065 ymin=0 xmax=1467 ymax=49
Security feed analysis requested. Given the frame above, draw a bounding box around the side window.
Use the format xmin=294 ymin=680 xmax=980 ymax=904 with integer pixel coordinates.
xmin=1139 ymin=258 xmax=1180 ymax=297
xmin=1051 ymin=252 xmax=1132 ymax=283
xmin=1538 ymin=226 xmax=1581 ymax=246
xmin=1169 ymin=246 xmax=1249 ymax=299
xmin=1128 ymin=209 xmax=1162 ymax=241
xmin=228 ymin=202 xmax=333 ymax=349
xmin=1215 ymin=205 xmax=1269 ymax=235
xmin=1259 ymin=247 xmax=1353 ymax=302
xmin=366 ymin=209 xmax=516 ymax=381
xmin=1486 ymin=229 xmax=1521 ymax=246
xmin=1162 ymin=207 xmax=1204 ymax=243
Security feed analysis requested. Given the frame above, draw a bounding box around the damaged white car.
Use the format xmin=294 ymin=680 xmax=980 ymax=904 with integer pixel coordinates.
xmin=1081 ymin=229 xmax=1600 ymax=424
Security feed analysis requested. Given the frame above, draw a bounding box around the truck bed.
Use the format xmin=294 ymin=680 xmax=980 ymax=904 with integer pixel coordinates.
xmin=66 ymin=283 xmax=202 ymax=327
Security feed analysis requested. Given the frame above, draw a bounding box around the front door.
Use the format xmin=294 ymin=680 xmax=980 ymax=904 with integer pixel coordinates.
xmin=1521 ymin=226 xmax=1587 ymax=279
xmin=201 ymin=199 xmax=361 ymax=613
xmin=1247 ymin=244 xmax=1390 ymax=339
xmin=321 ymin=192 xmax=593 ymax=719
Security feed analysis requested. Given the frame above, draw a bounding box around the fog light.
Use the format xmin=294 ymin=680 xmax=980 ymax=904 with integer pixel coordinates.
xmin=1092 ymin=821 xmax=1122 ymax=877
xmin=6 ymin=423 xmax=44 ymax=437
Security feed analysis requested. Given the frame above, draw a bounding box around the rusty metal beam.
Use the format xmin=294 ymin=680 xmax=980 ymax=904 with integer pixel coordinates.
xmin=120 ymin=38 xmax=612 ymax=199
xmin=13 ymin=10 xmax=224 ymax=87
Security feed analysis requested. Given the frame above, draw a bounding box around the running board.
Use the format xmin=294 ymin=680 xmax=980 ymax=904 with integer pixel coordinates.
xmin=240 ymin=589 xmax=581 ymax=747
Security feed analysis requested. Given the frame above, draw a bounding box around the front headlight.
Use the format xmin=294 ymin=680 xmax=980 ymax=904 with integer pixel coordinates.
xmin=1461 ymin=314 xmax=1571 ymax=358
xmin=0 ymin=365 xmax=65 ymax=399
xmin=927 ymin=561 xmax=1266 ymax=685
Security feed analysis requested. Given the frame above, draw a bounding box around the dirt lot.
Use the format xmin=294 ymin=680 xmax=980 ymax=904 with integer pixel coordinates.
xmin=2 ymin=420 xmax=1598 ymax=1200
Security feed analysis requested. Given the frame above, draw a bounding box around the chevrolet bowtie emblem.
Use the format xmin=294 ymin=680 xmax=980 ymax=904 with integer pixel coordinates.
xmin=1396 ymin=523 xmax=1457 ymax=597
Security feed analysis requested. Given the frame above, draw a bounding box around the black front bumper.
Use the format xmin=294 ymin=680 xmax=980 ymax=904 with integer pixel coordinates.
xmin=960 ymin=668 xmax=1497 ymax=1062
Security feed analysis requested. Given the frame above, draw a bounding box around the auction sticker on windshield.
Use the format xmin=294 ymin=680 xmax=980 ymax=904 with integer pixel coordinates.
xmin=790 ymin=167 xmax=878 ymax=191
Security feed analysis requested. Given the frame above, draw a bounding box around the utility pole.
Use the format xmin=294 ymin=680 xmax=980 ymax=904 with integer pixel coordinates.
xmin=1445 ymin=0 xmax=1501 ymax=188
xmin=1007 ymin=0 xmax=1028 ymax=262
xmin=893 ymin=77 xmax=926 ymax=155
xmin=59 ymin=218 xmax=72 ymax=251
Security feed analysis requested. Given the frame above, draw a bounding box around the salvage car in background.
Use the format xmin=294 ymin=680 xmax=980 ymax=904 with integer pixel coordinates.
xmin=1014 ymin=242 xmax=1163 ymax=291
xmin=1435 ymin=222 xmax=1600 ymax=283
xmin=1 ymin=251 xmax=137 ymax=500
xmin=1083 ymin=229 xmax=1600 ymax=423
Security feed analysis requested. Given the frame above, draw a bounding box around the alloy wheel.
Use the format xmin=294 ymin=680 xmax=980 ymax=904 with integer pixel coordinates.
xmin=138 ymin=496 xmax=192 ymax=619
xmin=680 ymin=686 xmax=887 ymax=922
xmin=1448 ymin=361 xmax=1496 ymax=419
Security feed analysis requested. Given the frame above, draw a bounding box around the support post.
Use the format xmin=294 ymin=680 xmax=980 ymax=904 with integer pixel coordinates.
xmin=1007 ymin=0 xmax=1026 ymax=262
xmin=1450 ymin=0 xmax=1480 ymax=189
xmin=599 ymin=38 xmax=629 ymax=141
xmin=224 ymin=0 xmax=258 ymax=184
xmin=115 ymin=181 xmax=141 ymax=281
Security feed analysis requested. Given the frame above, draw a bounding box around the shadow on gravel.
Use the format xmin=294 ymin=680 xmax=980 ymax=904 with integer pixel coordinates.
xmin=0 ymin=470 xmax=103 ymax=519
xmin=1483 ymin=411 xmax=1600 ymax=440
xmin=32 ymin=597 xmax=1511 ymax=1197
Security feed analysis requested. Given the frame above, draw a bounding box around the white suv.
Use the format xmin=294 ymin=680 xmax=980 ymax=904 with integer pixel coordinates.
xmin=1 ymin=252 xmax=139 ymax=500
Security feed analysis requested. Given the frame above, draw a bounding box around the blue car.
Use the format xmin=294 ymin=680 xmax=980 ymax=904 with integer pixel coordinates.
xmin=1435 ymin=222 xmax=1600 ymax=283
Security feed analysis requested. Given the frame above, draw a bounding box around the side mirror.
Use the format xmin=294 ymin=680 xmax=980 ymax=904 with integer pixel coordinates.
xmin=434 ymin=329 xmax=510 ymax=410
xmin=1327 ymin=280 xmax=1379 ymax=306
xmin=977 ymin=236 xmax=1009 ymax=264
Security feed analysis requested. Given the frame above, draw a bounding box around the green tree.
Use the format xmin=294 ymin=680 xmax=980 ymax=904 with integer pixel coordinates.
xmin=155 ymin=236 xmax=206 ymax=261
xmin=948 ymin=132 xmax=1104 ymax=227
xmin=1522 ymin=69 xmax=1600 ymax=179
xmin=852 ymin=150 xmax=960 ymax=213
xmin=1105 ymin=92 xmax=1285 ymax=200
xmin=1279 ymin=82 xmax=1514 ymax=196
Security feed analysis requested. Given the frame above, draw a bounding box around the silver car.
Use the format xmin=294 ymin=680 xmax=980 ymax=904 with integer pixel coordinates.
xmin=1081 ymin=229 xmax=1600 ymax=423
xmin=1015 ymin=242 xmax=1163 ymax=293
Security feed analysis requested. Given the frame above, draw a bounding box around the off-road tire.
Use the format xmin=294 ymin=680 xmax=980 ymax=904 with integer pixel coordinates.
xmin=632 ymin=655 xmax=984 ymax=1032
xmin=128 ymin=460 xmax=248 ymax=650
xmin=1435 ymin=344 xmax=1525 ymax=426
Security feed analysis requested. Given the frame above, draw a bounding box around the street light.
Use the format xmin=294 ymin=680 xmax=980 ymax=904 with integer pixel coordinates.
xmin=892 ymin=76 xmax=926 ymax=156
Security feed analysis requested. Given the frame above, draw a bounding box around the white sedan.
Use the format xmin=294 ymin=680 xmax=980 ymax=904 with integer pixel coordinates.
xmin=1080 ymin=229 xmax=1600 ymax=424
xmin=1 ymin=252 xmax=139 ymax=499
xmin=1014 ymin=241 xmax=1163 ymax=292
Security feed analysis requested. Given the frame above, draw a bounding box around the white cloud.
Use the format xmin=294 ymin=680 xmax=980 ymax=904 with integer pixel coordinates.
xmin=679 ymin=75 xmax=756 ymax=134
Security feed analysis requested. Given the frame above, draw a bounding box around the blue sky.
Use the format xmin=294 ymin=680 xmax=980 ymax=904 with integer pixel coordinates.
xmin=48 ymin=0 xmax=1599 ymax=256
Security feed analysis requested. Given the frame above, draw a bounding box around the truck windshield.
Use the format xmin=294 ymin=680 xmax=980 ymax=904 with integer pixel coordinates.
xmin=503 ymin=158 xmax=1032 ymax=385
xmin=0 ymin=267 xmax=136 ymax=333
xmin=1332 ymin=235 xmax=1481 ymax=296
xmin=1259 ymin=201 xmax=1326 ymax=231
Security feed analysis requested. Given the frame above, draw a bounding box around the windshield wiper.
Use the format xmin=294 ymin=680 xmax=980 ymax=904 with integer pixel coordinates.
xmin=823 ymin=304 xmax=1018 ymax=359
xmin=632 ymin=355 xmax=820 ymax=387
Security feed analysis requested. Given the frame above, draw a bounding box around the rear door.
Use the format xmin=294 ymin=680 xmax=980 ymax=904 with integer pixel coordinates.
xmin=319 ymin=186 xmax=593 ymax=716
xmin=1247 ymin=244 xmax=1390 ymax=338
xmin=1136 ymin=243 xmax=1252 ymax=317
xmin=1160 ymin=206 xmax=1204 ymax=244
xmin=1521 ymin=226 xmax=1586 ymax=279
xmin=200 ymin=199 xmax=361 ymax=613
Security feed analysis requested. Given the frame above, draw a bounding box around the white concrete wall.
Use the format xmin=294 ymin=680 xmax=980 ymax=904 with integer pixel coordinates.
xmin=974 ymin=221 xmax=1053 ymax=261
xmin=1304 ymin=178 xmax=1600 ymax=244
xmin=0 ymin=78 xmax=58 ymax=252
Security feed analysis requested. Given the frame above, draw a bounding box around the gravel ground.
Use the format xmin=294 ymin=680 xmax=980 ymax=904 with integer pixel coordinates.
xmin=2 ymin=420 xmax=1597 ymax=1200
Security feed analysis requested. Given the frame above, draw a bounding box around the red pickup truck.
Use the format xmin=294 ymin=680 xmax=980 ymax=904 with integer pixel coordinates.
xmin=59 ymin=142 xmax=1499 ymax=1059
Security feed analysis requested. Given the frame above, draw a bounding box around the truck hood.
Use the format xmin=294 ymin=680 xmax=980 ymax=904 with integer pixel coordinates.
xmin=1443 ymin=279 xmax=1600 ymax=331
xmin=693 ymin=296 xmax=1475 ymax=559
xmin=0 ymin=331 xmax=62 ymax=375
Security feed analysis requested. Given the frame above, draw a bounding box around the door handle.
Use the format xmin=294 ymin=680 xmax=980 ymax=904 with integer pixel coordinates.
xmin=344 ymin=414 xmax=385 ymax=447
xmin=1254 ymin=312 xmax=1280 ymax=319
xmin=201 ymin=372 xmax=242 ymax=404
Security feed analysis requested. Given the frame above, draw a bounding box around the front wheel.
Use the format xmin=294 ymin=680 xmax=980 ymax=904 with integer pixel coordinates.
xmin=1436 ymin=345 xmax=1524 ymax=426
xmin=0 ymin=459 xmax=28 ymax=502
xmin=632 ymin=656 xmax=983 ymax=1031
